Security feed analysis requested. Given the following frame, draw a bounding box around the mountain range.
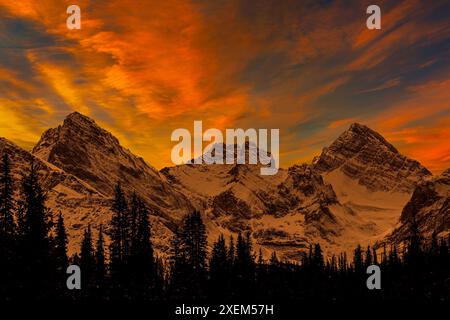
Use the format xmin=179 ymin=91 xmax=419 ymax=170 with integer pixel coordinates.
xmin=0 ymin=112 xmax=448 ymax=259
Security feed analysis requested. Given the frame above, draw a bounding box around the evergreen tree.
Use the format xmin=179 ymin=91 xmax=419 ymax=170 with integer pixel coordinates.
xmin=228 ymin=235 xmax=235 ymax=266
xmin=406 ymin=215 xmax=423 ymax=268
xmin=389 ymin=245 xmax=399 ymax=267
xmin=236 ymin=232 xmax=251 ymax=268
xmin=365 ymin=246 xmax=372 ymax=267
xmin=154 ymin=256 xmax=165 ymax=295
xmin=109 ymin=182 xmax=129 ymax=296
xmin=182 ymin=210 xmax=208 ymax=298
xmin=257 ymin=248 xmax=264 ymax=266
xmin=129 ymin=193 xmax=139 ymax=241
xmin=168 ymin=211 xmax=208 ymax=300
xmin=430 ymin=231 xmax=439 ymax=257
xmin=234 ymin=232 xmax=255 ymax=297
xmin=19 ymin=160 xmax=54 ymax=298
xmin=338 ymin=253 xmax=346 ymax=273
xmin=80 ymin=225 xmax=95 ymax=295
xmin=54 ymin=213 xmax=68 ymax=273
xmin=307 ymin=244 xmax=313 ymax=267
xmin=53 ymin=212 xmax=68 ymax=296
xmin=343 ymin=252 xmax=348 ymax=272
xmin=168 ymin=226 xmax=188 ymax=299
xmin=0 ymin=153 xmax=15 ymax=239
xmin=0 ymin=153 xmax=15 ymax=300
xmin=130 ymin=197 xmax=156 ymax=299
xmin=330 ymin=255 xmax=337 ymax=273
xmin=372 ymin=246 xmax=378 ymax=265
xmin=353 ymin=244 xmax=363 ymax=273
xmin=381 ymin=243 xmax=388 ymax=266
xmin=182 ymin=210 xmax=208 ymax=273
xmin=95 ymin=225 xmax=107 ymax=295
xmin=209 ymin=234 xmax=228 ymax=299
xmin=270 ymin=251 xmax=278 ymax=266
xmin=313 ymin=244 xmax=324 ymax=269
xmin=405 ymin=215 xmax=425 ymax=299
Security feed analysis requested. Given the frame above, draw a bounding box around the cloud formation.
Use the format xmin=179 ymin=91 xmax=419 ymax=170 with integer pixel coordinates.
xmin=0 ymin=0 xmax=449 ymax=173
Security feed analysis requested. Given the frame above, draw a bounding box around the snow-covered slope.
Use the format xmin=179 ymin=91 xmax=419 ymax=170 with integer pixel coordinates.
xmin=164 ymin=145 xmax=373 ymax=259
xmin=313 ymin=123 xmax=431 ymax=193
xmin=162 ymin=142 xmax=287 ymax=218
xmin=2 ymin=115 xmax=444 ymax=259
xmin=308 ymin=123 xmax=433 ymax=249
xmin=163 ymin=123 xmax=437 ymax=258
xmin=0 ymin=137 xmax=112 ymax=254
xmin=32 ymin=112 xmax=193 ymax=223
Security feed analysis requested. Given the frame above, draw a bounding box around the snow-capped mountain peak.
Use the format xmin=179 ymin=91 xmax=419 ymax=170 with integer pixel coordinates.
xmin=313 ymin=123 xmax=431 ymax=193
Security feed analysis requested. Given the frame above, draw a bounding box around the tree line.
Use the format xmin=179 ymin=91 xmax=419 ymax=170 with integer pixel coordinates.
xmin=0 ymin=154 xmax=449 ymax=302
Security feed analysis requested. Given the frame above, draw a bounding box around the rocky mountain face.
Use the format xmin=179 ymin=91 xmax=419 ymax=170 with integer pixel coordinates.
xmin=162 ymin=142 xmax=286 ymax=218
xmin=164 ymin=145 xmax=365 ymax=259
xmin=163 ymin=123 xmax=441 ymax=258
xmin=2 ymin=114 xmax=446 ymax=259
xmin=309 ymin=123 xmax=442 ymax=254
xmin=0 ymin=137 xmax=111 ymax=253
xmin=32 ymin=112 xmax=193 ymax=223
xmin=387 ymin=168 xmax=450 ymax=244
xmin=0 ymin=113 xmax=195 ymax=255
xmin=313 ymin=123 xmax=431 ymax=193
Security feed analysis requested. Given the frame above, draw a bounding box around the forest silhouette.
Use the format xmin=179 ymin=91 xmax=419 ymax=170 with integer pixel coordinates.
xmin=0 ymin=154 xmax=448 ymax=302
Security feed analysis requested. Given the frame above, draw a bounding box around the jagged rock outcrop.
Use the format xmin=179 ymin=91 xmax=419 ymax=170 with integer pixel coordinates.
xmin=2 ymin=114 xmax=445 ymax=259
xmin=0 ymin=137 xmax=112 ymax=253
xmin=387 ymin=169 xmax=450 ymax=244
xmin=313 ymin=123 xmax=431 ymax=193
xmin=32 ymin=112 xmax=193 ymax=223
xmin=163 ymin=145 xmax=348 ymax=259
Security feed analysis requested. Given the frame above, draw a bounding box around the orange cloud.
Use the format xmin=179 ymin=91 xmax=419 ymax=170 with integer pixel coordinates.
xmin=373 ymin=79 xmax=450 ymax=130
xmin=0 ymin=0 xmax=448 ymax=173
xmin=328 ymin=118 xmax=358 ymax=129
xmin=384 ymin=120 xmax=450 ymax=173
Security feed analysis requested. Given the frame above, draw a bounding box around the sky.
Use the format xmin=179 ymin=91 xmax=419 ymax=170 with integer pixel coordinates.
xmin=0 ymin=0 xmax=449 ymax=173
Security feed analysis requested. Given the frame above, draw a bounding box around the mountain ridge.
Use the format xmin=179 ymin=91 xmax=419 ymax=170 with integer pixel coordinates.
xmin=313 ymin=122 xmax=432 ymax=193
xmin=32 ymin=112 xmax=193 ymax=221
xmin=2 ymin=113 xmax=446 ymax=259
xmin=387 ymin=168 xmax=450 ymax=244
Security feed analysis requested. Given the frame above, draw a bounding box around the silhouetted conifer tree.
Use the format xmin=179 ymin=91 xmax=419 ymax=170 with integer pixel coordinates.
xmin=80 ymin=225 xmax=95 ymax=296
xmin=168 ymin=226 xmax=188 ymax=299
xmin=53 ymin=213 xmax=68 ymax=295
xmin=257 ymin=248 xmax=264 ymax=266
xmin=109 ymin=182 xmax=129 ymax=297
xmin=54 ymin=213 xmax=68 ymax=272
xmin=228 ymin=235 xmax=235 ymax=266
xmin=183 ymin=210 xmax=208 ymax=298
xmin=234 ymin=232 xmax=255 ymax=298
xmin=130 ymin=196 xmax=156 ymax=299
xmin=405 ymin=215 xmax=423 ymax=268
xmin=209 ymin=234 xmax=228 ymax=299
xmin=353 ymin=244 xmax=363 ymax=273
xmin=269 ymin=251 xmax=278 ymax=267
xmin=19 ymin=160 xmax=54 ymax=299
xmin=0 ymin=153 xmax=15 ymax=239
xmin=365 ymin=245 xmax=372 ymax=267
xmin=95 ymin=225 xmax=107 ymax=297
xmin=372 ymin=246 xmax=378 ymax=265
xmin=0 ymin=153 xmax=16 ymax=299
xmin=313 ymin=244 xmax=324 ymax=269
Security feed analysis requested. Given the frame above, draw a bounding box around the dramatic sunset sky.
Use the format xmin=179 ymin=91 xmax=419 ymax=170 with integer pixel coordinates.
xmin=0 ymin=0 xmax=449 ymax=173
